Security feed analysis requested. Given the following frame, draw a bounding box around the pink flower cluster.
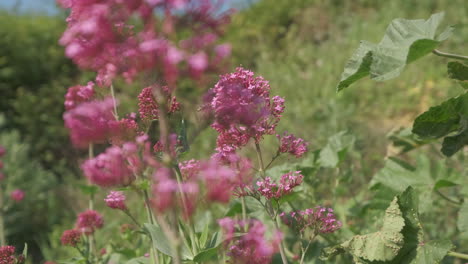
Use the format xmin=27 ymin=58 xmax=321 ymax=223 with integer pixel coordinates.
xmin=152 ymin=156 xmax=252 ymax=218
xmin=277 ymin=132 xmax=308 ymax=158
xmin=218 ymin=218 xmax=281 ymax=264
xmin=81 ymin=143 xmax=140 ymax=187
xmin=205 ymin=67 xmax=285 ymax=158
xmin=280 ymin=206 xmax=342 ymax=234
xmin=10 ymin=189 xmax=25 ymax=202
xmin=60 ymin=229 xmax=82 ymax=247
xmin=76 ymin=210 xmax=104 ymax=235
xmin=104 ymin=191 xmax=127 ymax=210
xmin=256 ymin=171 xmax=303 ymax=199
xmin=63 ymin=98 xmax=116 ymax=148
xmin=0 ymin=245 xmax=24 ymax=264
xmin=58 ymin=0 xmax=231 ymax=87
xmin=138 ymin=86 xmax=180 ymax=121
xmin=64 ymin=82 xmax=95 ymax=110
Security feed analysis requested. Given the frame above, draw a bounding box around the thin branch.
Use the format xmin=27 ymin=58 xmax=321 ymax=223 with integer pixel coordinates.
xmin=432 ymin=49 xmax=468 ymax=61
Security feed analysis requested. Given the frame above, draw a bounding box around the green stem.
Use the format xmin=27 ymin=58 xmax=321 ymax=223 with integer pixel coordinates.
xmin=448 ymin=251 xmax=468 ymax=260
xmin=110 ymin=83 xmax=119 ymax=120
xmin=123 ymin=209 xmax=142 ymax=228
xmin=274 ymin=216 xmax=289 ymax=264
xmin=435 ymin=190 xmax=461 ymax=205
xmin=265 ymin=152 xmax=280 ymax=170
xmin=241 ymin=196 xmax=247 ymax=222
xmin=255 ymin=143 xmax=288 ymax=264
xmin=76 ymin=247 xmax=92 ymax=264
xmin=432 ymin=49 xmax=468 ymax=61
xmin=143 ymin=189 xmax=160 ymax=264
xmin=255 ymin=143 xmax=266 ymax=179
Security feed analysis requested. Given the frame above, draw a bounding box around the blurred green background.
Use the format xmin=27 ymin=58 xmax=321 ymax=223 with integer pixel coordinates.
xmin=0 ymin=0 xmax=467 ymax=263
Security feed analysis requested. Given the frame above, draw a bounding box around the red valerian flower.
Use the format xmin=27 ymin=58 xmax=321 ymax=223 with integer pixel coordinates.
xmin=205 ymin=67 xmax=285 ymax=158
xmin=256 ymin=171 xmax=303 ymax=199
xmin=63 ymin=98 xmax=116 ymax=148
xmin=60 ymin=229 xmax=82 ymax=247
xmin=218 ymin=218 xmax=282 ymax=264
xmin=277 ymin=132 xmax=309 ymax=158
xmin=280 ymin=206 xmax=342 ymax=234
xmin=76 ymin=210 xmax=104 ymax=235
xmin=104 ymin=191 xmax=127 ymax=210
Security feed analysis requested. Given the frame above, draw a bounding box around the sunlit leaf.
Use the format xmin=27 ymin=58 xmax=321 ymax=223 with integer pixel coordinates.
xmin=337 ymin=13 xmax=452 ymax=91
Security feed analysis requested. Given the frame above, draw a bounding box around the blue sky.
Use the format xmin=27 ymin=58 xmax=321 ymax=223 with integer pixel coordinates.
xmin=0 ymin=0 xmax=253 ymax=15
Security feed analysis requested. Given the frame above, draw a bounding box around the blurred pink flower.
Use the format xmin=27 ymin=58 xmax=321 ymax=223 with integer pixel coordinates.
xmin=76 ymin=210 xmax=104 ymax=235
xmin=0 ymin=146 xmax=6 ymax=157
xmin=104 ymin=191 xmax=127 ymax=210
xmin=81 ymin=145 xmax=136 ymax=187
xmin=218 ymin=218 xmax=281 ymax=264
xmin=63 ymin=98 xmax=117 ymax=148
xmin=64 ymin=82 xmax=95 ymax=110
xmin=10 ymin=189 xmax=25 ymax=202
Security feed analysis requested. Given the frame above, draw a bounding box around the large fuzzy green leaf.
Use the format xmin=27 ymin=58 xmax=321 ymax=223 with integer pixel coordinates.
xmin=322 ymin=198 xmax=405 ymax=261
xmin=322 ymin=188 xmax=452 ymax=263
xmin=337 ymin=13 xmax=452 ymax=91
xmin=412 ymin=92 xmax=468 ymax=156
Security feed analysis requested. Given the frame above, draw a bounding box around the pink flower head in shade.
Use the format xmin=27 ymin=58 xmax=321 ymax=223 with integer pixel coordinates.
xmin=64 ymin=81 xmax=95 ymax=110
xmin=81 ymin=145 xmax=136 ymax=187
xmin=104 ymin=191 xmax=127 ymax=210
xmin=63 ymin=97 xmax=117 ymax=148
xmin=0 ymin=245 xmax=19 ymax=264
xmin=138 ymin=86 xmax=180 ymax=121
xmin=151 ymin=167 xmax=199 ymax=219
xmin=60 ymin=229 xmax=82 ymax=247
xmin=10 ymin=189 xmax=25 ymax=202
xmin=256 ymin=171 xmax=303 ymax=200
xmin=108 ymin=115 xmax=139 ymax=145
xmin=205 ymin=67 xmax=285 ymax=157
xmin=277 ymin=132 xmax=308 ymax=158
xmin=0 ymin=146 xmax=6 ymax=157
xmin=218 ymin=218 xmax=281 ymax=264
xmin=153 ymin=133 xmax=181 ymax=159
xmin=280 ymin=206 xmax=342 ymax=234
xmin=76 ymin=210 xmax=104 ymax=235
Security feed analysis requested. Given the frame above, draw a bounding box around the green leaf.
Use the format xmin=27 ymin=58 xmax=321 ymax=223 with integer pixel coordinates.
xmin=125 ymin=257 xmax=149 ymax=264
xmin=193 ymin=247 xmax=220 ymax=262
xmin=21 ymin=243 xmax=27 ymax=258
xmin=318 ymin=131 xmax=355 ymax=168
xmin=323 ymin=198 xmax=405 ymax=261
xmin=78 ymin=184 xmax=99 ymax=196
xmin=143 ymin=223 xmax=193 ymax=260
xmin=448 ymin=61 xmax=468 ymax=89
xmin=412 ymin=92 xmax=468 ymax=156
xmin=143 ymin=224 xmax=174 ymax=258
xmin=387 ymin=127 xmax=432 ymax=154
xmin=337 ymin=12 xmax=452 ymax=91
xmin=370 ymin=156 xmax=461 ymax=212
